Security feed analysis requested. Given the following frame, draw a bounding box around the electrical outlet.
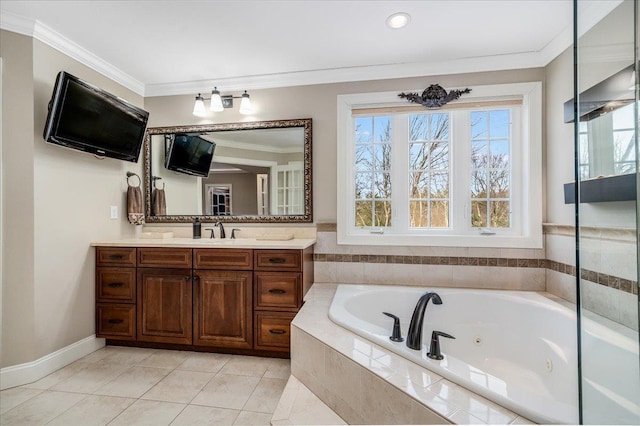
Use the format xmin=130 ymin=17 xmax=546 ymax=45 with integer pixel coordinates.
xmin=110 ymin=205 xmax=118 ymax=219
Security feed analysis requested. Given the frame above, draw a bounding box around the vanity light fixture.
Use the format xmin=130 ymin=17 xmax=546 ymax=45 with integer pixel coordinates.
xmin=192 ymin=87 xmax=253 ymax=117
xmin=386 ymin=12 xmax=411 ymax=29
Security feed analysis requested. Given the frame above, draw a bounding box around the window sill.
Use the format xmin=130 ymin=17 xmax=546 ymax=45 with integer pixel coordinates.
xmin=336 ymin=232 xmax=543 ymax=249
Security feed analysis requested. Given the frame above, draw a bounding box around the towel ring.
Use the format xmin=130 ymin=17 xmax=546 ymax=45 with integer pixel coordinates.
xmin=126 ymin=171 xmax=141 ymax=187
xmin=152 ymin=176 xmax=165 ymax=190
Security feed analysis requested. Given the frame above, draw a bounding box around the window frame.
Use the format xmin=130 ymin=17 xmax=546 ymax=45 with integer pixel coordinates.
xmin=336 ymin=82 xmax=543 ymax=248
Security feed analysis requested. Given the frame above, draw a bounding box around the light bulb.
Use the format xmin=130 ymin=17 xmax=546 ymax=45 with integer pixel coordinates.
xmin=239 ymin=91 xmax=252 ymax=115
xmin=192 ymin=94 xmax=206 ymax=117
xmin=386 ymin=12 xmax=411 ymax=29
xmin=210 ymin=87 xmax=224 ymax=112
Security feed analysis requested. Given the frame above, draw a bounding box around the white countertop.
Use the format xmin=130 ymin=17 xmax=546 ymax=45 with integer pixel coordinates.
xmin=90 ymin=237 xmax=316 ymax=250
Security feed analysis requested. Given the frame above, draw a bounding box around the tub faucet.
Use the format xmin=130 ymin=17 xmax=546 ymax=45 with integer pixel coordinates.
xmin=215 ymin=222 xmax=226 ymax=238
xmin=406 ymin=292 xmax=442 ymax=350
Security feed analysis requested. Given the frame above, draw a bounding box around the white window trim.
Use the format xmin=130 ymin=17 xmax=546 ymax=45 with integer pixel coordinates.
xmin=336 ymin=82 xmax=543 ymax=248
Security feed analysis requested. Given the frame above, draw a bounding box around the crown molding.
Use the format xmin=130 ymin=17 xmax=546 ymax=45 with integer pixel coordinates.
xmin=0 ymin=11 xmax=144 ymax=96
xmin=0 ymin=10 xmax=35 ymax=36
xmin=145 ymin=51 xmax=545 ymax=97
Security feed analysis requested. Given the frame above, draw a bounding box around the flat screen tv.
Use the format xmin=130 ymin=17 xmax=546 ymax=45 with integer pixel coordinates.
xmin=164 ymin=134 xmax=216 ymax=177
xmin=43 ymin=71 xmax=149 ymax=163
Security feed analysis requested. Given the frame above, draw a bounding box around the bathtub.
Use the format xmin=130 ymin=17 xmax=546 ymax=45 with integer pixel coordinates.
xmin=329 ymin=284 xmax=640 ymax=424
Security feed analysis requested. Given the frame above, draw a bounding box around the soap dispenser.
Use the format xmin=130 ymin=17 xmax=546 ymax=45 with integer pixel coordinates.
xmin=193 ymin=218 xmax=201 ymax=239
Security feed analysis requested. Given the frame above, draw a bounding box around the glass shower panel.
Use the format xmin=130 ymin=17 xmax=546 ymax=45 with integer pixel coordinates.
xmin=575 ymin=0 xmax=640 ymax=424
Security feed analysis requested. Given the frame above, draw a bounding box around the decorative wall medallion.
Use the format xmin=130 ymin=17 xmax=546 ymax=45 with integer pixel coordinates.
xmin=398 ymin=84 xmax=471 ymax=109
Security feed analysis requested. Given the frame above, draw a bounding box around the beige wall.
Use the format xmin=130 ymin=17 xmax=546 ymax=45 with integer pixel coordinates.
xmin=1 ymin=31 xmax=144 ymax=367
xmin=1 ymin=31 xmax=36 ymax=367
xmin=145 ymin=68 xmax=545 ymax=223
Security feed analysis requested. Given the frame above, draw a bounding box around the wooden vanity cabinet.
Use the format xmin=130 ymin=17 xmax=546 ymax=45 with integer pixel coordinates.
xmin=135 ymin=248 xmax=193 ymax=345
xmin=253 ymin=249 xmax=306 ymax=352
xmin=193 ymin=249 xmax=253 ymax=349
xmin=95 ymin=247 xmax=137 ymax=340
xmin=95 ymin=245 xmax=313 ymax=356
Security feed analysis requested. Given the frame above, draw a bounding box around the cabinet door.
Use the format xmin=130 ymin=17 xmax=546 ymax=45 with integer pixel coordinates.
xmin=137 ymin=268 xmax=192 ymax=344
xmin=193 ymin=270 xmax=252 ymax=349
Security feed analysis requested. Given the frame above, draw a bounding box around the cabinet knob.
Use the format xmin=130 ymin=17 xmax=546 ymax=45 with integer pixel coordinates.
xmin=268 ymin=258 xmax=286 ymax=264
xmin=107 ymin=319 xmax=124 ymax=324
xmin=269 ymin=329 xmax=287 ymax=335
xmin=268 ymin=288 xmax=286 ymax=294
xmin=108 ymin=282 xmax=124 ymax=288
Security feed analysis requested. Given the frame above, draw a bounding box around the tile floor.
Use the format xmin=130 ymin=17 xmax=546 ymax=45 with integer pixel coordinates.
xmin=1 ymin=346 xmax=290 ymax=425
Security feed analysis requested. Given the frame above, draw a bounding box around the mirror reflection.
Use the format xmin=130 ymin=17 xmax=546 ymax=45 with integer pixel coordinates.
xmin=143 ymin=119 xmax=312 ymax=223
xmin=578 ymin=102 xmax=636 ymax=179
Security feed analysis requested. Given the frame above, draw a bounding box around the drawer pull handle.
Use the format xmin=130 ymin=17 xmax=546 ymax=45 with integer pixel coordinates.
xmin=268 ymin=258 xmax=286 ymax=264
xmin=268 ymin=289 xmax=286 ymax=294
xmin=107 ymin=319 xmax=124 ymax=324
xmin=109 ymin=254 xmax=124 ymax=260
xmin=108 ymin=282 xmax=124 ymax=288
xmin=269 ymin=329 xmax=287 ymax=335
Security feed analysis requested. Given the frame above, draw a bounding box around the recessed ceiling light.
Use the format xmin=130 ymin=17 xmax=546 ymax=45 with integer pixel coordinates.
xmin=386 ymin=12 xmax=411 ymax=29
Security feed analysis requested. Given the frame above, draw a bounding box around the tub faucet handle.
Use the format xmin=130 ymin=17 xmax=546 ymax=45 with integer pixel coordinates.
xmin=427 ymin=330 xmax=455 ymax=360
xmin=382 ymin=312 xmax=404 ymax=342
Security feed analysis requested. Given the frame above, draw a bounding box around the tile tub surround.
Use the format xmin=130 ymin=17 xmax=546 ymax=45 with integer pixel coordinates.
xmin=271 ymin=375 xmax=347 ymax=425
xmin=290 ymin=283 xmax=534 ymax=425
xmin=1 ymin=346 xmax=289 ymax=426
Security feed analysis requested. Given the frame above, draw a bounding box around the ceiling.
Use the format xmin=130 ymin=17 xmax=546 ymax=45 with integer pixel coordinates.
xmin=0 ymin=1 xmax=622 ymax=97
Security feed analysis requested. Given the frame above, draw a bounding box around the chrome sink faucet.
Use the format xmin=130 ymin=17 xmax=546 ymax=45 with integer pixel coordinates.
xmin=406 ymin=292 xmax=442 ymax=350
xmin=214 ymin=222 xmax=226 ymax=238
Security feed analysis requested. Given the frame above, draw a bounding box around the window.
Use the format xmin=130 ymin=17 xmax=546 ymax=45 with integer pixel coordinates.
xmin=337 ymin=82 xmax=542 ymax=248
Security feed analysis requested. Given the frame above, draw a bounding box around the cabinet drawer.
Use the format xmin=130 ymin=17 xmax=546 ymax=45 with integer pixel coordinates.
xmin=96 ymin=304 xmax=136 ymax=340
xmin=255 ymin=272 xmax=301 ymax=311
xmin=138 ymin=248 xmax=192 ymax=268
xmin=254 ymin=312 xmax=295 ymax=351
xmin=96 ymin=247 xmax=136 ymax=267
xmin=194 ymin=249 xmax=252 ymax=270
xmin=96 ymin=268 xmax=136 ymax=303
xmin=254 ymin=250 xmax=301 ymax=271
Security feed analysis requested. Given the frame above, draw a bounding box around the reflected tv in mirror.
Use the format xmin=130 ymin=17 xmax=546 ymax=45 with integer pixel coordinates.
xmin=164 ymin=134 xmax=216 ymax=177
xmin=43 ymin=71 xmax=149 ymax=163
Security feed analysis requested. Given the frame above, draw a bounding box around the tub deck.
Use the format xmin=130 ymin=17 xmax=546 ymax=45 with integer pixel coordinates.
xmin=290 ymin=283 xmax=534 ymax=425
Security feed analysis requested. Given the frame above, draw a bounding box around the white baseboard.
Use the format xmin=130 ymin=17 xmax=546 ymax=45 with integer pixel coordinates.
xmin=0 ymin=335 xmax=105 ymax=390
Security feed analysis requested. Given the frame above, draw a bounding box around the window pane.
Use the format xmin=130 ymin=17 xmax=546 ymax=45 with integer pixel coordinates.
xmin=410 ymin=172 xmax=429 ymax=198
xmin=471 ymin=170 xmax=487 ymax=198
xmin=430 ymin=172 xmax=449 ymax=198
xmin=409 ymin=114 xmax=428 ymax=141
xmin=355 ymin=201 xmax=373 ymax=227
xmin=355 ymin=145 xmax=373 ymax=171
xmin=374 ymin=201 xmax=392 ymax=227
xmin=409 ymin=143 xmax=426 ymax=170
xmin=429 ymin=113 xmax=449 ymax=140
xmin=430 ymin=201 xmax=449 ymax=228
xmin=471 ymin=201 xmax=487 ymax=227
xmin=430 ymin=142 xmax=449 ymax=169
xmin=471 ymin=111 xmax=488 ymax=139
xmin=373 ymin=173 xmax=391 ymax=198
xmin=374 ymin=144 xmax=391 ymax=170
xmin=410 ymin=201 xmax=428 ymax=227
xmin=471 ymin=141 xmax=487 ymax=168
xmin=614 ymin=130 xmax=635 ymax=163
xmin=355 ymin=172 xmax=372 ymax=199
xmin=489 ymin=110 xmax=510 ymax=138
xmin=374 ymin=116 xmax=391 ymax=142
xmin=490 ymin=139 xmax=510 ymax=168
xmin=490 ymin=201 xmax=510 ymax=227
xmin=613 ymin=103 xmax=635 ymax=129
xmin=355 ymin=117 xmax=372 ymax=143
xmin=489 ymin=170 xmax=510 ymax=198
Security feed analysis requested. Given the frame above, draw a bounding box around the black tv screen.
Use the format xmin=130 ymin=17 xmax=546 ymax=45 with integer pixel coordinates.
xmin=43 ymin=71 xmax=149 ymax=163
xmin=164 ymin=134 xmax=216 ymax=177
